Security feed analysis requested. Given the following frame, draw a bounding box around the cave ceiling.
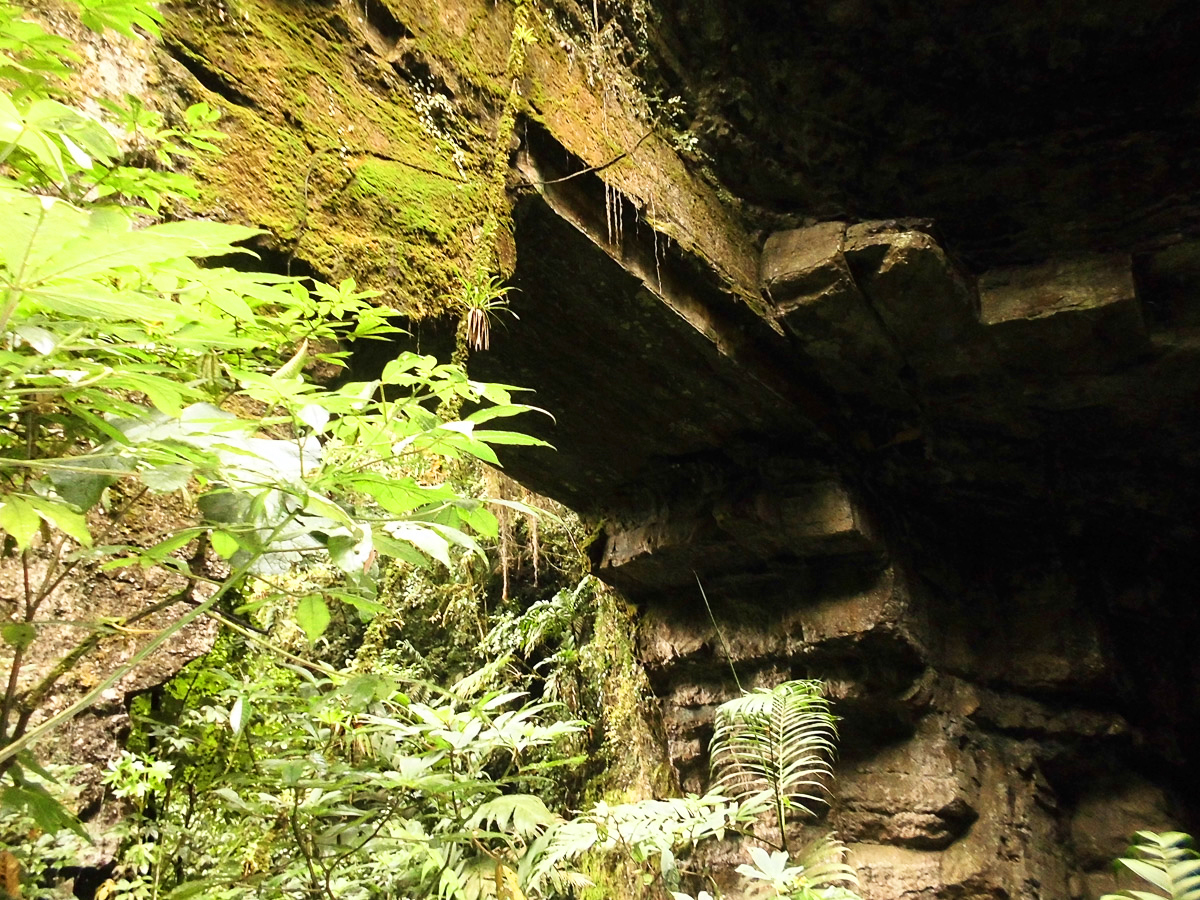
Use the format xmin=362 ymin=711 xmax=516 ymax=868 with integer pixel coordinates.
xmin=646 ymin=0 xmax=1200 ymax=267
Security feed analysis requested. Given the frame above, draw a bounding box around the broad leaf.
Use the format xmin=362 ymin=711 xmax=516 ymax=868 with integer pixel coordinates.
xmin=0 ymin=495 xmax=40 ymax=549
xmin=1 ymin=621 xmax=36 ymax=650
xmin=1 ymin=777 xmax=87 ymax=839
xmin=296 ymin=593 xmax=331 ymax=643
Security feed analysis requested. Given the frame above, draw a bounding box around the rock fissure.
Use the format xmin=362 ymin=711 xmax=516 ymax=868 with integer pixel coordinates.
xmin=162 ymin=37 xmax=262 ymax=111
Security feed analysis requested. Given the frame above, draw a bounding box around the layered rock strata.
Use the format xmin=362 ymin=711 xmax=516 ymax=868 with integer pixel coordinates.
xmin=152 ymin=1 xmax=1200 ymax=896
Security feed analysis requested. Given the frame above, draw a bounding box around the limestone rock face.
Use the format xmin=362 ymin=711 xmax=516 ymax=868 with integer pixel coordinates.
xmin=641 ymin=0 xmax=1200 ymax=267
xmin=475 ymin=163 xmax=1200 ymax=899
xmin=980 ymin=256 xmax=1148 ymax=373
xmin=153 ymin=0 xmax=1200 ymax=897
xmin=763 ymin=223 xmax=911 ymax=404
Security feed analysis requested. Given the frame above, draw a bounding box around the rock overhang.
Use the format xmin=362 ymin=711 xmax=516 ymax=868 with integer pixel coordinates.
xmin=164 ymin=0 xmax=1200 ymax=889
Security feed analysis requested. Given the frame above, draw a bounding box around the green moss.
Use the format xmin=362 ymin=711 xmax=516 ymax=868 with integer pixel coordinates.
xmin=165 ymin=0 xmax=501 ymax=313
xmin=342 ymin=158 xmax=478 ymax=243
xmin=579 ymin=851 xmax=655 ymax=900
xmin=573 ymin=590 xmax=675 ymax=900
xmin=388 ymin=0 xmax=514 ymax=92
xmin=195 ymin=105 xmax=311 ymax=239
xmin=579 ymin=588 xmax=677 ymax=800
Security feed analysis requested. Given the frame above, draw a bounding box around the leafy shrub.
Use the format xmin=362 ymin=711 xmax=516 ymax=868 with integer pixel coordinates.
xmin=520 ymin=679 xmax=863 ymax=900
xmin=0 ymin=0 xmax=542 ymax=856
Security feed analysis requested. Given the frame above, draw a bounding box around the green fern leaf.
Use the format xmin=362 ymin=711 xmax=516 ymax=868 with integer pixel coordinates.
xmin=1102 ymin=832 xmax=1200 ymax=900
xmin=710 ymin=680 xmax=837 ymax=828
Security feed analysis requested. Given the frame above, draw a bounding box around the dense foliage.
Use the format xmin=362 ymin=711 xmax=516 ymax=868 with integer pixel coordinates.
xmin=0 ymin=2 xmax=870 ymax=899
xmin=0 ymin=0 xmax=544 ymax=869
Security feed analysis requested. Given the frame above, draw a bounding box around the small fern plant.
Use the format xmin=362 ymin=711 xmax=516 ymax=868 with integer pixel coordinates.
xmin=706 ymin=679 xmax=861 ymax=899
xmin=1102 ymin=831 xmax=1200 ymax=900
xmin=711 ymin=679 xmax=837 ymax=849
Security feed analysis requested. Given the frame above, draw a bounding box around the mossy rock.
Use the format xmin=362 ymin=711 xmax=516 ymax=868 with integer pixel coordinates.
xmin=166 ymin=0 xmax=497 ymax=312
xmin=339 ymin=157 xmax=481 ymax=244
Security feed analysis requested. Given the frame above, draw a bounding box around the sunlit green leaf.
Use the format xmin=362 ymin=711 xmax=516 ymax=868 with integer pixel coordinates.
xmin=210 ymin=529 xmax=239 ymax=559
xmin=139 ymin=462 xmax=192 ymax=492
xmin=456 ymin=501 xmax=499 ymax=539
xmin=297 ymin=403 xmax=330 ymax=433
xmin=326 ymin=526 xmax=374 ymax=574
xmin=0 ymin=495 xmax=41 ymax=550
xmin=229 ymin=696 xmax=245 ymax=735
xmin=1 ymin=778 xmax=87 ymax=839
xmin=2 ymin=621 xmax=36 ymax=650
xmin=371 ymin=531 xmax=431 ymax=568
xmin=472 ymin=429 xmax=552 ymax=448
xmin=27 ymin=495 xmax=92 ymax=545
xmin=296 ymin=593 xmax=331 ymax=643
xmin=471 ymin=794 xmax=556 ymax=839
xmin=46 ymin=453 xmax=117 ymax=511
xmin=387 ymin=522 xmax=452 ymax=568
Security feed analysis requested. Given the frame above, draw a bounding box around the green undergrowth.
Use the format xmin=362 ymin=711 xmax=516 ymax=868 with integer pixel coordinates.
xmin=2 ymin=462 xmax=677 ymax=898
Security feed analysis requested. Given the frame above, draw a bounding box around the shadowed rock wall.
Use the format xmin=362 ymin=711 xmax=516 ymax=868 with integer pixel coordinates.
xmin=164 ymin=0 xmax=1200 ymax=896
xmin=468 ymin=129 xmax=1200 ymax=896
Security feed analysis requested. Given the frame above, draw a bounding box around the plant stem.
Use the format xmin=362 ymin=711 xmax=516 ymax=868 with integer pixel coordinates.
xmin=695 ymin=573 xmax=741 ymax=693
xmin=0 ymin=554 xmax=36 ymax=742
xmin=0 ymin=548 xmax=257 ymax=772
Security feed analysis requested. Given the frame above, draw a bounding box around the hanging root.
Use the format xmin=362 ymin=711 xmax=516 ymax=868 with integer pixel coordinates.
xmin=605 ymin=181 xmax=613 ymax=246
xmin=466 ymin=308 xmax=490 ymax=351
xmin=651 ymin=196 xmax=663 ymax=291
xmin=604 ymin=181 xmax=624 ymax=251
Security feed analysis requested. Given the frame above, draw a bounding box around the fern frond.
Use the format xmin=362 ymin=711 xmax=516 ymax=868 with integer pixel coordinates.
xmin=792 ymin=832 xmax=860 ymax=890
xmin=1102 ymin=831 xmax=1200 ymax=900
xmin=518 ymin=818 xmax=599 ymax=893
xmin=709 ymin=680 xmax=838 ymax=831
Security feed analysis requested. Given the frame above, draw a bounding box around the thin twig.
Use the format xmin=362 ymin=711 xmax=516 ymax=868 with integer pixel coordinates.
xmin=695 ymin=572 xmax=741 ymax=693
xmin=290 ymin=790 xmax=334 ymax=900
xmin=527 ymin=128 xmax=654 ymax=186
xmin=10 ymin=587 xmax=197 ymax=742
xmin=30 ymin=485 xmax=152 ymax=619
xmin=0 ymin=512 xmax=300 ymax=772
xmin=206 ymin=608 xmax=340 ymax=678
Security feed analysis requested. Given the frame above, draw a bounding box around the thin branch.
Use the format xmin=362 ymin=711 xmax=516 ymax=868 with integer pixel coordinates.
xmin=205 ymin=609 xmax=340 ymax=679
xmin=0 ymin=512 xmax=296 ymax=772
xmin=526 ymin=128 xmax=653 ymax=186
xmin=9 ymin=587 xmax=196 ymax=746
xmin=30 ymin=485 xmax=151 ymax=619
xmin=289 ymin=789 xmax=333 ymax=900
